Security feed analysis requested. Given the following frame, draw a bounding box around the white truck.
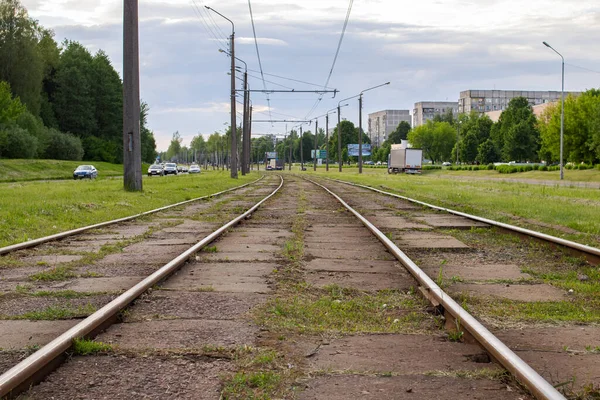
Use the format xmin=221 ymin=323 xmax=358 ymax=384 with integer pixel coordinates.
xmin=387 ymin=142 xmax=423 ymax=174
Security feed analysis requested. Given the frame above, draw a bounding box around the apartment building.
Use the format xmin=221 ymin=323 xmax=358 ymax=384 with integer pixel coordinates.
xmin=367 ymin=110 xmax=411 ymax=147
xmin=412 ymin=101 xmax=458 ymax=127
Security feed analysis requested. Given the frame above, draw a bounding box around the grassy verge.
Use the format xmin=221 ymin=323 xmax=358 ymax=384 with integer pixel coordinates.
xmin=0 ymin=170 xmax=260 ymax=247
xmin=301 ymin=169 xmax=600 ymax=246
xmin=0 ymin=159 xmax=151 ymax=182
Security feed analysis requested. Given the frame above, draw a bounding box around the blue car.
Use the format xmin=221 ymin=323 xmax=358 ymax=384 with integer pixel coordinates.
xmin=73 ymin=165 xmax=98 ymax=179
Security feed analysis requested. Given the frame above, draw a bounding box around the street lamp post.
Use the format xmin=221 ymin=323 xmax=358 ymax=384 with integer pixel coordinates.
xmin=543 ymin=41 xmax=565 ymax=180
xmin=207 ymin=6 xmax=237 ymax=178
xmin=313 ymin=120 xmax=318 ymax=171
xmin=325 ymin=107 xmax=338 ymax=172
xmin=456 ymin=120 xmax=461 ymax=165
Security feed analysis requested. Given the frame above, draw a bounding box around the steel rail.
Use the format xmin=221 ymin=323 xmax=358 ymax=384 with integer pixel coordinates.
xmin=0 ymin=176 xmax=283 ymax=398
xmin=329 ymin=178 xmax=600 ymax=260
xmin=307 ymin=178 xmax=565 ymax=400
xmin=0 ymin=176 xmax=265 ymax=256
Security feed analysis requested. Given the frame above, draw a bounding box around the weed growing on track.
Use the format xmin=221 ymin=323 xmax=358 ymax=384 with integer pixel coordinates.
xmin=256 ymin=285 xmax=436 ymax=335
xmin=29 ymin=265 xmax=77 ymax=281
xmin=72 ymin=338 xmax=113 ymax=355
xmin=424 ymin=368 xmax=508 ymax=380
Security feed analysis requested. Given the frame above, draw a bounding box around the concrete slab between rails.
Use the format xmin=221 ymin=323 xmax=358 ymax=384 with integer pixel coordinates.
xmin=196 ymin=252 xmax=281 ymax=263
xmin=305 ymin=248 xmax=395 ymax=261
xmin=100 ymin=224 xmax=153 ymax=237
xmin=59 ymin=276 xmax=145 ymax=292
xmin=412 ymin=214 xmax=491 ymax=229
xmin=421 ymin=264 xmax=530 ymax=281
xmin=230 ymin=228 xmax=293 ymax=238
xmin=367 ymin=216 xmax=432 ymax=230
xmin=299 ymin=374 xmax=527 ymax=400
xmin=306 ymin=271 xmax=414 ymax=291
xmin=206 ymin=242 xmax=282 ymax=253
xmin=0 ymin=320 xmax=79 ymax=349
xmin=303 ymin=334 xmax=498 ymax=374
xmin=304 ymin=241 xmax=388 ymax=252
xmin=447 ymin=283 xmax=567 ymax=302
xmin=305 ymin=259 xmax=404 ymax=274
xmin=21 ymin=255 xmax=84 ymax=265
xmin=24 ymin=354 xmax=233 ymax=400
xmin=393 ymin=232 xmax=469 ymax=249
xmin=97 ymin=245 xmax=191 ymax=265
xmin=126 ymin=291 xmax=267 ymax=321
xmin=493 ymin=326 xmax=600 ymax=391
xmin=140 ymin=237 xmax=205 ymax=246
xmin=0 ymin=266 xmax=48 ymax=281
xmin=160 ymin=222 xmax=214 ymax=234
xmin=304 ymin=236 xmax=381 ymax=245
xmin=98 ymin=319 xmax=258 ymax=349
xmin=163 ymin=264 xmax=272 ymax=293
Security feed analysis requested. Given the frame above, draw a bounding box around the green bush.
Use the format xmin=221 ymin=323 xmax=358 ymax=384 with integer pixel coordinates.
xmin=44 ymin=129 xmax=84 ymax=161
xmin=0 ymin=125 xmax=39 ymax=159
xmin=487 ymin=163 xmax=495 ymax=170
xmin=540 ymin=165 xmax=548 ymax=171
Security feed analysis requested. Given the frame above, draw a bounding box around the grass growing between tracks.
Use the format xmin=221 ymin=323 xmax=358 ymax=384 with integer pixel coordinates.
xmin=257 ymin=285 xmax=436 ymax=334
xmin=433 ymin=227 xmax=600 ymax=325
xmin=5 ymin=303 xmax=97 ymax=320
xmin=0 ymin=170 xmax=260 ymax=248
xmin=302 ymin=169 xmax=600 ymax=247
xmin=72 ymin=338 xmax=113 ymax=355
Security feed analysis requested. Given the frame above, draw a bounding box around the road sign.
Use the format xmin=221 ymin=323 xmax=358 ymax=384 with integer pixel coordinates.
xmin=265 ymin=152 xmax=277 ymax=159
xmin=311 ymin=149 xmax=327 ymax=159
xmin=348 ymin=144 xmax=371 ymax=157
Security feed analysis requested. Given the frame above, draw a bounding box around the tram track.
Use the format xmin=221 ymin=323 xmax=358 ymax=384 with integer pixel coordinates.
xmin=0 ymin=175 xmax=282 ymax=398
xmin=1 ymin=174 xmax=597 ymax=399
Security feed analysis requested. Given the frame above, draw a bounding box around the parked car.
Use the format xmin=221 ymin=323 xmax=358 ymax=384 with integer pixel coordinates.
xmin=163 ymin=163 xmax=178 ymax=175
xmin=189 ymin=164 xmax=201 ymax=174
xmin=147 ymin=164 xmax=164 ymax=176
xmin=364 ymin=161 xmax=374 ymax=165
xmin=442 ymin=162 xmax=452 ymax=166
xmin=73 ymin=165 xmax=97 ymax=179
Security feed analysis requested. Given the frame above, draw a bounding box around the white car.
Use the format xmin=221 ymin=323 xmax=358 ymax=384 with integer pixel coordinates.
xmin=189 ymin=164 xmax=201 ymax=174
xmin=442 ymin=162 xmax=452 ymax=166
xmin=163 ymin=163 xmax=178 ymax=175
xmin=147 ymin=164 xmax=164 ymax=176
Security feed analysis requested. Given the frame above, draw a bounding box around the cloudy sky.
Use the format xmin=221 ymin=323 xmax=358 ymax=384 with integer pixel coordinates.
xmin=22 ymin=0 xmax=600 ymax=151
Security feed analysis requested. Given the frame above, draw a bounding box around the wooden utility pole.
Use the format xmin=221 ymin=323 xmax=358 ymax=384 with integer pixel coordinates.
xmin=358 ymin=94 xmax=363 ymax=174
xmin=123 ymin=0 xmax=142 ymax=191
xmin=337 ymin=105 xmax=342 ymax=172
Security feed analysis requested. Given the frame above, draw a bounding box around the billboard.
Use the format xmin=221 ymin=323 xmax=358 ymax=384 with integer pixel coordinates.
xmin=347 ymin=144 xmax=371 ymax=157
xmin=311 ymin=150 xmax=327 ymax=159
xmin=265 ymin=152 xmax=277 ymax=159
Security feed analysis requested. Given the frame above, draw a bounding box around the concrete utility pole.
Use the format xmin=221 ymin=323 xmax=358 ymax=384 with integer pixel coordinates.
xmin=543 ymin=41 xmax=565 ymax=180
xmin=123 ymin=0 xmax=142 ymax=192
xmin=300 ymin=126 xmax=304 ymax=170
xmin=206 ymin=6 xmax=236 ymax=178
xmin=337 ymin=104 xmax=342 ymax=172
xmin=289 ymin=129 xmax=293 ymax=171
xmin=248 ymin=105 xmax=252 ymax=173
xmin=314 ymin=120 xmax=318 ymax=171
xmin=358 ymin=94 xmax=363 ymax=174
xmin=325 ymin=114 xmax=329 ymax=171
xmin=241 ymin=69 xmax=248 ymax=175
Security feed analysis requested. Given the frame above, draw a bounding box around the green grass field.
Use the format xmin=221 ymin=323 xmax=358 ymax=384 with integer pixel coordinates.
xmin=299 ymin=167 xmax=600 ymax=246
xmin=0 ymin=169 xmax=259 ymax=247
xmin=0 ymin=159 xmax=151 ymax=182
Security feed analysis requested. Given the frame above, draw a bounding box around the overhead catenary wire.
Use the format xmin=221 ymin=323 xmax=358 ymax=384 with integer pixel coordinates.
xmin=303 ymin=0 xmax=354 ymax=119
xmin=247 ymin=69 xmax=335 ymax=89
xmin=190 ymin=0 xmax=228 ymax=49
xmin=247 ymin=0 xmax=273 ymax=123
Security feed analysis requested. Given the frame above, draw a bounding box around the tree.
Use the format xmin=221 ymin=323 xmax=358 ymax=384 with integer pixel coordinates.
xmin=492 ymin=97 xmax=539 ymax=161
xmin=477 ymin=139 xmax=499 ymax=164
xmin=44 ymin=128 xmax=83 ymax=160
xmin=0 ymin=80 xmax=25 ymax=124
xmin=53 ymin=40 xmax=96 ymax=141
xmin=0 ymin=0 xmax=44 ymax=115
xmin=387 ymin=121 xmax=411 ymax=144
xmin=166 ymin=131 xmax=182 ymax=161
xmin=459 ymin=131 xmax=479 ymax=163
xmin=190 ymin=134 xmax=206 ymax=164
xmin=140 ymin=101 xmax=156 ymax=163
xmin=0 ymin=124 xmax=38 ymax=158
xmin=37 ymin=30 xmax=60 ymax=128
xmin=328 ymin=120 xmax=360 ymax=162
xmin=539 ymin=90 xmax=600 ymax=164
xmin=433 ymin=108 xmax=456 ymax=125
xmin=408 ymin=120 xmax=455 ymax=163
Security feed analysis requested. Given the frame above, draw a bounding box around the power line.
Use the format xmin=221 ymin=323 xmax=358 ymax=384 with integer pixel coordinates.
xmin=246 ymin=72 xmax=295 ymax=90
xmin=303 ymin=0 xmax=354 ymax=119
xmin=566 ymin=63 xmax=600 ymax=75
xmin=190 ymin=0 xmax=228 ymax=49
xmin=247 ymin=69 xmax=335 ymax=89
xmin=247 ymin=0 xmax=272 ymax=121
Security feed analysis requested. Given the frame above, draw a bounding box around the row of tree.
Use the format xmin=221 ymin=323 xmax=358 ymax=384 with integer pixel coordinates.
xmin=0 ymin=0 xmax=157 ymax=162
